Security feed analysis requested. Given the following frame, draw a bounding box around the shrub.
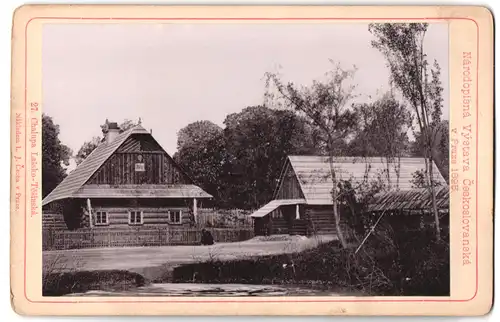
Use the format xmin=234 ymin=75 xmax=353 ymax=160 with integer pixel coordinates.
xmin=43 ymin=270 xmax=146 ymax=296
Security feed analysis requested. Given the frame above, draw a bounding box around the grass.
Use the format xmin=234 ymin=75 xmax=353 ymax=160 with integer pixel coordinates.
xmin=43 ymin=235 xmax=336 ymax=281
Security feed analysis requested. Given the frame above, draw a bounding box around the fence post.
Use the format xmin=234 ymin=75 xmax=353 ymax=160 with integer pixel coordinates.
xmin=108 ymin=230 xmax=111 ymax=247
xmin=49 ymin=228 xmax=54 ymax=250
xmin=158 ymin=227 xmax=162 ymax=246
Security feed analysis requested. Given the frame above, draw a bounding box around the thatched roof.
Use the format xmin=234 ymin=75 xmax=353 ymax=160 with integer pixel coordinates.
xmin=367 ymin=186 xmax=449 ymax=213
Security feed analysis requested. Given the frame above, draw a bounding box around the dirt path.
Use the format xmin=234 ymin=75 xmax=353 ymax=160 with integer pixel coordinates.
xmin=44 ymin=235 xmax=337 ymax=273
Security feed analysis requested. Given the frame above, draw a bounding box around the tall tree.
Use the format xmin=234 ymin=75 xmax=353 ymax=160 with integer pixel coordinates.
xmin=223 ymin=106 xmax=319 ymax=209
xmin=174 ymin=108 xmax=320 ymax=209
xmin=265 ymin=62 xmax=358 ymax=248
xmin=75 ymin=119 xmax=137 ymax=165
xmin=42 ymin=114 xmax=72 ymax=197
xmin=350 ymin=93 xmax=412 ymax=189
xmin=173 ymin=121 xmax=228 ymax=206
xmin=369 ymin=23 xmax=445 ymax=240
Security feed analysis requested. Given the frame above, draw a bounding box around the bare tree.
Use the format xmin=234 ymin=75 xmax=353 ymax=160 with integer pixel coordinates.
xmin=265 ymin=62 xmax=358 ymax=249
xmin=369 ymin=23 xmax=445 ymax=241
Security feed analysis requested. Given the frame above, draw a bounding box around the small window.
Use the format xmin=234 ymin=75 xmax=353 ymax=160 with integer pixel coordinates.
xmin=129 ymin=211 xmax=143 ymax=225
xmin=95 ymin=211 xmax=108 ymax=225
xmin=169 ymin=210 xmax=182 ymax=224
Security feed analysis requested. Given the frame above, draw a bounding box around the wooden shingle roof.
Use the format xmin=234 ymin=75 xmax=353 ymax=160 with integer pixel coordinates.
xmin=250 ymin=199 xmax=306 ymax=218
xmin=367 ymin=186 xmax=449 ymax=212
xmin=42 ymin=125 xmax=149 ymax=206
xmin=286 ymin=156 xmax=447 ymax=205
xmin=42 ymin=125 xmax=211 ymax=206
xmin=73 ymin=184 xmax=212 ymax=199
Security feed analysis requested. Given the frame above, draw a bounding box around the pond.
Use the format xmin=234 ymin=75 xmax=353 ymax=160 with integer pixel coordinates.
xmin=68 ymin=283 xmax=344 ymax=297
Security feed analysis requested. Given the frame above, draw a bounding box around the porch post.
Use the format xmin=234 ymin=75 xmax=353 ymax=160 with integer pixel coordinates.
xmin=295 ymin=204 xmax=300 ymax=219
xmin=87 ymin=198 xmax=93 ymax=228
xmin=193 ymin=198 xmax=198 ymax=223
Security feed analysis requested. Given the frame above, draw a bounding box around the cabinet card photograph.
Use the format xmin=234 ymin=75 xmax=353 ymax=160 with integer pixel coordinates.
xmin=10 ymin=5 xmax=493 ymax=316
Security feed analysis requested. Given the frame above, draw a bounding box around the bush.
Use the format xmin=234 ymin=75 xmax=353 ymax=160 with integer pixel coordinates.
xmin=43 ymin=270 xmax=146 ymax=296
xmin=173 ymin=225 xmax=449 ymax=296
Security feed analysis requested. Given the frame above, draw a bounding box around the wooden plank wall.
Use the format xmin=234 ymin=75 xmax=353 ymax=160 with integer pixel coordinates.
xmin=88 ymin=135 xmax=191 ymax=185
xmin=89 ymin=152 xmax=190 ymax=185
xmin=275 ymin=162 xmax=304 ymax=200
xmin=91 ymin=207 xmax=192 ymax=228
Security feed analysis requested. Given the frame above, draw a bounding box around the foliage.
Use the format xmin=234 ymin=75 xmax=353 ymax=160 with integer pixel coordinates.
xmin=350 ymin=94 xmax=412 ymax=158
xmin=176 ymin=120 xmax=223 ymax=151
xmin=174 ymin=107 xmax=320 ymax=209
xmin=201 ymin=209 xmax=252 ymax=228
xmin=265 ymin=62 xmax=359 ymax=248
xmin=173 ymin=121 xmax=228 ymax=206
xmin=42 ymin=114 xmax=72 ymax=197
xmin=74 ymin=136 xmax=101 ymax=166
xmin=348 ymin=94 xmax=413 ymax=189
xmin=411 ymin=120 xmax=449 ymax=182
xmin=43 ymin=269 xmax=146 ymax=296
xmin=75 ymin=119 xmax=137 ymax=165
xmin=410 ymin=169 xmax=443 ymax=188
xmin=337 ymin=176 xmax=387 ymax=237
xmin=173 ymin=224 xmax=449 ymax=296
xmin=223 ymin=106 xmax=319 ymax=209
xmin=369 ymin=23 xmax=445 ymax=240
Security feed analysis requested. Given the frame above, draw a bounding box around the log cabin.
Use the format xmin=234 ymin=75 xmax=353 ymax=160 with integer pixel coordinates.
xmin=250 ymin=155 xmax=447 ymax=237
xmin=42 ymin=120 xmax=212 ymax=230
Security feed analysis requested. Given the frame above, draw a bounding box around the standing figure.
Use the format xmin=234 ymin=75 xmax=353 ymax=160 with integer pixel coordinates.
xmin=200 ymin=228 xmax=214 ymax=245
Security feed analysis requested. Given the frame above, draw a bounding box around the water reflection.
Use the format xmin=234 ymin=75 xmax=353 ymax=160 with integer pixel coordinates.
xmin=69 ymin=283 xmax=342 ymax=297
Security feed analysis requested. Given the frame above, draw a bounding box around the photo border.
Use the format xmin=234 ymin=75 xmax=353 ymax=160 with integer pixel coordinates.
xmin=10 ymin=5 xmax=493 ymax=316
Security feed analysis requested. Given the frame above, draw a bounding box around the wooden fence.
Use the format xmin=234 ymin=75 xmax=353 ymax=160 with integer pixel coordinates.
xmin=195 ymin=208 xmax=253 ymax=228
xmin=42 ymin=227 xmax=254 ymax=251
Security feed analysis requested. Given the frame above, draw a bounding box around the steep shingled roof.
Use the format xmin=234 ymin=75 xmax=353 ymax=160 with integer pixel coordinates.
xmin=42 ymin=125 xmax=211 ymax=206
xmin=367 ymin=186 xmax=449 ymax=212
xmin=285 ymin=156 xmax=447 ymax=205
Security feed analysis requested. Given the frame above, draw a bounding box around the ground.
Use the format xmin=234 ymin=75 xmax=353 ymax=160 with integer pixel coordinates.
xmin=44 ymin=235 xmax=337 ymax=281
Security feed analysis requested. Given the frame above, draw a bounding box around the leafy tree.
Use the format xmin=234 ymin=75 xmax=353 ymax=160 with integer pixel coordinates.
xmin=369 ymin=23 xmax=445 ymax=241
xmin=223 ymin=106 xmax=319 ymax=209
xmin=75 ymin=119 xmax=137 ymax=165
xmin=176 ymin=120 xmax=223 ymax=151
xmin=265 ymin=62 xmax=359 ymax=248
xmin=174 ymin=108 xmax=320 ymax=209
xmin=173 ymin=121 xmax=228 ymax=206
xmin=42 ymin=114 xmax=72 ymax=197
xmin=411 ymin=120 xmax=449 ymax=183
xmin=350 ymin=93 xmax=412 ymax=189
xmin=75 ymin=136 xmax=101 ymax=165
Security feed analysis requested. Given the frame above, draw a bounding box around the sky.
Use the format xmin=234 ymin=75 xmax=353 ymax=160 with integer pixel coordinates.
xmin=43 ymin=22 xmax=449 ymax=163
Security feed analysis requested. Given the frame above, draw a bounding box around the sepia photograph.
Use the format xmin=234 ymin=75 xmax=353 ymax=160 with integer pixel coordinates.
xmin=39 ymin=21 xmax=452 ymax=298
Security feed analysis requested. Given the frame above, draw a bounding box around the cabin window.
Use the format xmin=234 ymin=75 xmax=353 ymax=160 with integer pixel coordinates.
xmin=129 ymin=211 xmax=143 ymax=225
xmin=95 ymin=211 xmax=108 ymax=225
xmin=169 ymin=210 xmax=182 ymax=224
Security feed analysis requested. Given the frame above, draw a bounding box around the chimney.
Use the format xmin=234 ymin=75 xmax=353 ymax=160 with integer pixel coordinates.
xmin=102 ymin=120 xmax=121 ymax=143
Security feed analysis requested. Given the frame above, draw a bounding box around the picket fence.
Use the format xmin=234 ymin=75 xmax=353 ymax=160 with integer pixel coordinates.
xmin=42 ymin=227 xmax=254 ymax=251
